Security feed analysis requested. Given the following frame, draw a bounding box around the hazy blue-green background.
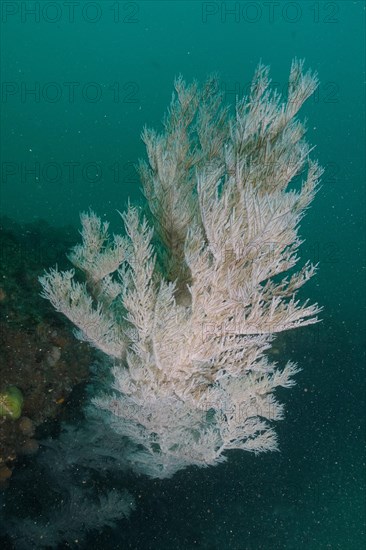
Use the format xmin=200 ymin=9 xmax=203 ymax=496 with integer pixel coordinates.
xmin=1 ymin=1 xmax=365 ymax=323
xmin=1 ymin=1 xmax=365 ymax=548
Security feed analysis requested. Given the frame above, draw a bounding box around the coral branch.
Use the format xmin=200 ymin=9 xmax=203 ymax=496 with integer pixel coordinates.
xmin=40 ymin=60 xmax=323 ymax=478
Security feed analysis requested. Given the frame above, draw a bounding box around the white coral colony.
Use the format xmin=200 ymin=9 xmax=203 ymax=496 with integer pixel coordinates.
xmin=40 ymin=60 xmax=323 ymax=478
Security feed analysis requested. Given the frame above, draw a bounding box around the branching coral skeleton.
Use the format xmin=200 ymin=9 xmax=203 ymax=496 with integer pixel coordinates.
xmin=40 ymin=59 xmax=323 ymax=478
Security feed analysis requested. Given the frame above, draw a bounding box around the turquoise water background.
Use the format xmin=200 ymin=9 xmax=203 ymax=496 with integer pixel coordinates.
xmin=1 ymin=1 xmax=365 ymax=548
